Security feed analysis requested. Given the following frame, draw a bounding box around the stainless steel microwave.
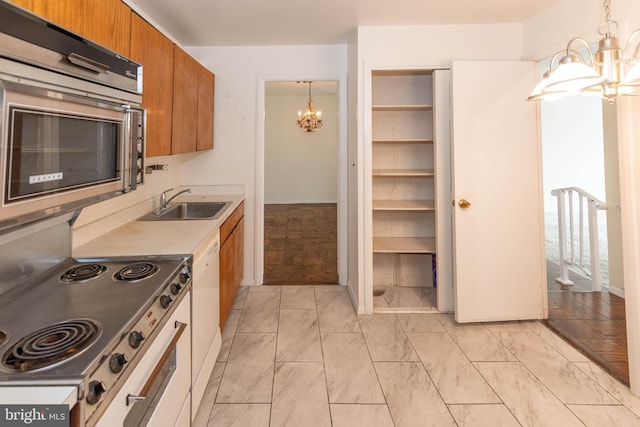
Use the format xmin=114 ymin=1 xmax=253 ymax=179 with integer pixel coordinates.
xmin=0 ymin=1 xmax=144 ymax=229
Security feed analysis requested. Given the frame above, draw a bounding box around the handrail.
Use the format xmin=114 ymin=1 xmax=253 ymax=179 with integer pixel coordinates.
xmin=551 ymin=187 xmax=607 ymax=291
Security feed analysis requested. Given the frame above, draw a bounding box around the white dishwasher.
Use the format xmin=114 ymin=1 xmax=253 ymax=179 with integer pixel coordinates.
xmin=191 ymin=230 xmax=222 ymax=420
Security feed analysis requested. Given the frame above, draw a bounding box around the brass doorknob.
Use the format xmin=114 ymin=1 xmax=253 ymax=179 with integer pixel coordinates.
xmin=459 ymin=199 xmax=471 ymax=209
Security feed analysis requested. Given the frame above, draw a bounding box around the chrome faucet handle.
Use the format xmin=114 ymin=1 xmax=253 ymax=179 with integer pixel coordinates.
xmin=160 ymin=188 xmax=175 ymax=209
xmin=163 ymin=188 xmax=192 ymax=210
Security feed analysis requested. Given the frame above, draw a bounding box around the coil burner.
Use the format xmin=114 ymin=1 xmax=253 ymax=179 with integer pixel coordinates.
xmin=60 ymin=264 xmax=108 ymax=283
xmin=114 ymin=262 xmax=159 ymax=282
xmin=3 ymin=319 xmax=101 ymax=371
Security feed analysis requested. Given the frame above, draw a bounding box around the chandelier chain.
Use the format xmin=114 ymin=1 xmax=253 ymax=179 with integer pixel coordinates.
xmin=598 ymin=0 xmax=617 ymax=36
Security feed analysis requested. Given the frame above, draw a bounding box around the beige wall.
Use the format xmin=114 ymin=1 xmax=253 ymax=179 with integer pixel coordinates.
xmin=265 ymin=91 xmax=338 ymax=204
xmin=523 ymin=0 xmax=640 ymax=60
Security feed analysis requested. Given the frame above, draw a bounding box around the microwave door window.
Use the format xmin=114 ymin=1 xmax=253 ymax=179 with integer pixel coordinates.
xmin=8 ymin=108 xmax=121 ymax=202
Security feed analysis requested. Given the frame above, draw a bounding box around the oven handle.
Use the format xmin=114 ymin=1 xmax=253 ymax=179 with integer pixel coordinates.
xmin=126 ymin=321 xmax=188 ymax=406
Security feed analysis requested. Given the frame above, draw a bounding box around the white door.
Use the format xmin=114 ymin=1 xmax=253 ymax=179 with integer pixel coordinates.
xmin=451 ymin=60 xmax=546 ymax=323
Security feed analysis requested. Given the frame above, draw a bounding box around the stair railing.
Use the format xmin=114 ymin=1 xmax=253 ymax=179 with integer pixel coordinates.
xmin=551 ymin=187 xmax=607 ymax=291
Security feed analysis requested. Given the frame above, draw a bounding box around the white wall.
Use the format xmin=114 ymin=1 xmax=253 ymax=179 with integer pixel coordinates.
xmin=265 ymin=91 xmax=338 ymax=204
xmin=182 ymin=45 xmax=348 ymax=286
xmin=523 ymin=0 xmax=640 ymax=60
xmin=347 ymin=29 xmax=361 ymax=308
xmin=541 ymin=95 xmax=605 ymax=209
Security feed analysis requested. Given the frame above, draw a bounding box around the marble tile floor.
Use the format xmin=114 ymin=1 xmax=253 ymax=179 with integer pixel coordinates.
xmin=193 ymin=284 xmax=640 ymax=427
xmin=373 ymin=285 xmax=437 ymax=312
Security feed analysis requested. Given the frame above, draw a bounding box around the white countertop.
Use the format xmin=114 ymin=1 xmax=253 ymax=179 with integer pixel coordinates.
xmin=74 ymin=194 xmax=244 ymax=258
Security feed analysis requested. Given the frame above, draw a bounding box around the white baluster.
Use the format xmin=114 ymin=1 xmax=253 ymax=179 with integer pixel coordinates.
xmin=554 ymin=189 xmax=574 ymax=286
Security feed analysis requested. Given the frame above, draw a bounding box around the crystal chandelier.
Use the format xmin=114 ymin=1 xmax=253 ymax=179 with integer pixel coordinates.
xmin=297 ymin=81 xmax=323 ymax=132
xmin=528 ymin=0 xmax=640 ymax=102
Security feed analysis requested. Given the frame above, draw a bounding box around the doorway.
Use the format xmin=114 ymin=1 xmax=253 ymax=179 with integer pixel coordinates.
xmin=540 ymin=90 xmax=629 ymax=385
xmin=256 ymin=77 xmax=347 ymax=287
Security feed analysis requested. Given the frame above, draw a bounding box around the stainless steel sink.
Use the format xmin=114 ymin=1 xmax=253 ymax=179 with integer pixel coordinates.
xmin=138 ymin=201 xmax=231 ymax=221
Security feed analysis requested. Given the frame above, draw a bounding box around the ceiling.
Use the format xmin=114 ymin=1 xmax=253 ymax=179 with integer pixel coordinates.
xmin=126 ymin=0 xmax=564 ymax=47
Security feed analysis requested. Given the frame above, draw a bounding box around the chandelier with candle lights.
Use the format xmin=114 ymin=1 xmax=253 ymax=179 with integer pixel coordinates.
xmin=297 ymin=81 xmax=323 ymax=132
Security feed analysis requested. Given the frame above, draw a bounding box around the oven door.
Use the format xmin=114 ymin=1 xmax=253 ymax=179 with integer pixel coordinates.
xmin=95 ymin=294 xmax=191 ymax=427
xmin=0 ymin=78 xmax=143 ymax=224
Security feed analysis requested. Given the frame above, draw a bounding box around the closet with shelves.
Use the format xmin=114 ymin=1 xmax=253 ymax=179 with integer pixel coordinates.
xmin=369 ymin=68 xmax=451 ymax=312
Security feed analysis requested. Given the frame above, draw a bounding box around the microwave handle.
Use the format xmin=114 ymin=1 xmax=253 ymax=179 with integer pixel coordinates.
xmin=67 ymin=53 xmax=110 ymax=73
xmin=124 ymin=107 xmax=145 ymax=192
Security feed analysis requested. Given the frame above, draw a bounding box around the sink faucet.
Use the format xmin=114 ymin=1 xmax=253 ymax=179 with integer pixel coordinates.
xmin=160 ymin=188 xmax=191 ymax=210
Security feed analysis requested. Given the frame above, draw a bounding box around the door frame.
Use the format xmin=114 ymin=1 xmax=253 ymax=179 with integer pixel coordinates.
xmin=531 ymin=25 xmax=639 ymax=393
xmin=255 ymin=73 xmax=348 ymax=287
xmin=362 ymin=60 xmax=452 ymax=314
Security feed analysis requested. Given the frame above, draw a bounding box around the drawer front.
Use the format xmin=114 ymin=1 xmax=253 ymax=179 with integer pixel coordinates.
xmin=221 ymin=201 xmax=244 ymax=244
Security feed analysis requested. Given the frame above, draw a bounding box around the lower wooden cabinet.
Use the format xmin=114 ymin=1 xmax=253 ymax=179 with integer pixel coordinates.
xmin=220 ymin=202 xmax=244 ymax=330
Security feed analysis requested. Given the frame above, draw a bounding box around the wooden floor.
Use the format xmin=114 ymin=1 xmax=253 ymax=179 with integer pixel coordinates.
xmin=263 ymin=203 xmax=337 ymax=285
xmin=545 ymin=261 xmax=628 ymax=385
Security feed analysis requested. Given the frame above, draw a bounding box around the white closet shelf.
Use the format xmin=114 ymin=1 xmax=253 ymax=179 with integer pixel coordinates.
xmin=372 ymin=104 xmax=433 ymax=111
xmin=372 ymin=138 xmax=434 ymax=144
xmin=372 ymin=169 xmax=434 ymax=177
xmin=373 ymin=237 xmax=436 ymax=254
xmin=373 ymin=199 xmax=435 ymax=211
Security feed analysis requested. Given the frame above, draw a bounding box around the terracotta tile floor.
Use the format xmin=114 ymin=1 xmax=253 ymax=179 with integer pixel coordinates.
xmin=545 ymin=261 xmax=629 ymax=385
xmin=263 ymin=203 xmax=337 ymax=285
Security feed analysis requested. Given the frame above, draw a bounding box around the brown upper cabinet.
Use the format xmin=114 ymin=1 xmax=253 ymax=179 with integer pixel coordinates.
xmin=131 ymin=15 xmax=214 ymax=156
xmin=172 ymin=47 xmax=215 ymax=154
xmin=8 ymin=0 xmax=215 ymax=157
xmin=171 ymin=46 xmax=200 ymax=154
xmin=15 ymin=0 xmax=131 ymax=57
xmin=197 ymin=67 xmax=215 ymax=151
xmin=130 ymin=13 xmax=174 ymax=157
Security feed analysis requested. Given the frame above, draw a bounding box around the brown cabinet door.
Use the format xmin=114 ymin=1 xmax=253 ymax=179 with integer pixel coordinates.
xmin=219 ymin=204 xmax=245 ymax=331
xmin=86 ymin=0 xmax=131 ymax=56
xmin=197 ymin=67 xmax=215 ymax=151
xmin=28 ymin=0 xmax=131 ymax=57
xmin=233 ymin=216 xmax=245 ymax=294
xmin=172 ymin=46 xmax=199 ymax=154
xmin=220 ymin=232 xmax=235 ymax=331
xmin=130 ymin=13 xmax=174 ymax=157
xmin=9 ymin=1 xmax=33 ymax=9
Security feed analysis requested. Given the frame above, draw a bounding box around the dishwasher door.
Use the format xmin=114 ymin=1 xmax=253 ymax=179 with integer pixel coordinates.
xmin=191 ymin=230 xmax=221 ymax=418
